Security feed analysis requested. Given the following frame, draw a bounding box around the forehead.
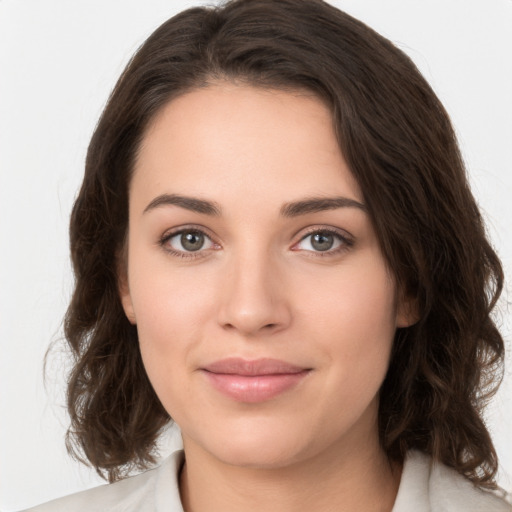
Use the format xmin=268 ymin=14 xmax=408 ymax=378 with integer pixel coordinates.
xmin=131 ymin=84 xmax=362 ymax=210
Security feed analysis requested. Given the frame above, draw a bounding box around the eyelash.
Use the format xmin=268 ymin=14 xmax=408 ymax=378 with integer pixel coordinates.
xmin=292 ymin=227 xmax=354 ymax=257
xmin=159 ymin=226 xmax=354 ymax=259
xmin=159 ymin=226 xmax=218 ymax=259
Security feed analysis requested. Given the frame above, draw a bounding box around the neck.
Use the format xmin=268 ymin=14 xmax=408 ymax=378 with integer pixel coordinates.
xmin=179 ymin=431 xmax=401 ymax=512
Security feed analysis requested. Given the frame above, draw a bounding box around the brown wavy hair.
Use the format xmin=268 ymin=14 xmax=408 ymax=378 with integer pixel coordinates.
xmin=63 ymin=0 xmax=505 ymax=486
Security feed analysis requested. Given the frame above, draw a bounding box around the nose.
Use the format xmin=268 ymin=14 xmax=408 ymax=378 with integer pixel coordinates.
xmin=216 ymin=251 xmax=292 ymax=337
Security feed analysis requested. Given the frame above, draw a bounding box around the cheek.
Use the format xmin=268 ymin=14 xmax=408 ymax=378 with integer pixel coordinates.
xmin=292 ymin=263 xmax=397 ymax=442
xmin=300 ymin=257 xmax=397 ymax=336
xmin=128 ymin=242 xmax=217 ymax=334
xmin=298 ymin=258 xmax=397 ymax=384
xmin=127 ymin=256 xmax=218 ymax=397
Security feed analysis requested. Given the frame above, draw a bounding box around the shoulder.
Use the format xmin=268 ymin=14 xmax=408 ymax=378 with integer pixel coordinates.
xmin=20 ymin=450 xmax=185 ymax=512
xmin=429 ymin=455 xmax=512 ymax=511
xmin=393 ymin=450 xmax=512 ymax=512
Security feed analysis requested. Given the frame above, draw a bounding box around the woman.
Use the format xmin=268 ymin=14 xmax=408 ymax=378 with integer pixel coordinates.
xmin=22 ymin=0 xmax=510 ymax=510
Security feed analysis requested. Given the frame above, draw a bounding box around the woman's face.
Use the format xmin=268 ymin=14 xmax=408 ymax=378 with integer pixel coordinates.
xmin=121 ymin=84 xmax=413 ymax=468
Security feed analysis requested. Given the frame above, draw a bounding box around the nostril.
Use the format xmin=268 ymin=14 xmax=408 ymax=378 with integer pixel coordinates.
xmin=216 ymin=287 xmax=292 ymax=335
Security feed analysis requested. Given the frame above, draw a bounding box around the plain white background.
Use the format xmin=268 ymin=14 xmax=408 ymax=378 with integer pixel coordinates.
xmin=1 ymin=0 xmax=511 ymax=510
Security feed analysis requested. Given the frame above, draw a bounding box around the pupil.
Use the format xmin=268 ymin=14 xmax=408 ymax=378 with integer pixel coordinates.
xmin=181 ymin=232 xmax=204 ymax=251
xmin=311 ymin=233 xmax=333 ymax=251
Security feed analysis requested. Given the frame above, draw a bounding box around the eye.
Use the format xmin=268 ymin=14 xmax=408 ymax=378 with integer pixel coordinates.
xmin=161 ymin=228 xmax=216 ymax=255
xmin=294 ymin=229 xmax=352 ymax=254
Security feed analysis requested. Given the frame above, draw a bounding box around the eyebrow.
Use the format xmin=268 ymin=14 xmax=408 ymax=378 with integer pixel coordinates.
xmin=280 ymin=196 xmax=367 ymax=217
xmin=143 ymin=194 xmax=221 ymax=216
xmin=143 ymin=193 xmax=366 ymax=217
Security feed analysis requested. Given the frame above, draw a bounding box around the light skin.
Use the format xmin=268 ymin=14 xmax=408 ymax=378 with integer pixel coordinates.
xmin=120 ymin=83 xmax=416 ymax=512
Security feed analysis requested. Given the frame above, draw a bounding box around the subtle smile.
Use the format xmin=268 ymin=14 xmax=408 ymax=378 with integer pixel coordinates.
xmin=201 ymin=358 xmax=312 ymax=403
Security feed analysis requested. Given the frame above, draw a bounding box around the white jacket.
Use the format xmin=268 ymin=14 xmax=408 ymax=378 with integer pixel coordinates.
xmin=22 ymin=450 xmax=512 ymax=511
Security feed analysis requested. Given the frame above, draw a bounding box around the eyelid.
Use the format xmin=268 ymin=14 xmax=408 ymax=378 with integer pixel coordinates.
xmin=158 ymin=224 xmax=354 ymax=259
xmin=159 ymin=224 xmax=220 ymax=258
xmin=291 ymin=226 xmax=354 ymax=254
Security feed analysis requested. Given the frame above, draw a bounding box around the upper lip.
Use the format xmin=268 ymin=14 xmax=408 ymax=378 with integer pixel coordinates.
xmin=202 ymin=358 xmax=309 ymax=376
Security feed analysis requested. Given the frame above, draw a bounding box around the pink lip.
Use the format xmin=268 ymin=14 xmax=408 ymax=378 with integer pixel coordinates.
xmin=201 ymin=358 xmax=311 ymax=403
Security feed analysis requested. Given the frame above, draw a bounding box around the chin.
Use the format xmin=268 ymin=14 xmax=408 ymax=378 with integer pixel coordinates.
xmin=184 ymin=418 xmax=313 ymax=469
xmin=216 ymin=441 xmax=306 ymax=469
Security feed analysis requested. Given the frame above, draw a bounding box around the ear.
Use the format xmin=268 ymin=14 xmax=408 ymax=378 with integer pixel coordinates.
xmin=117 ymin=252 xmax=137 ymax=325
xmin=395 ymin=293 xmax=419 ymax=328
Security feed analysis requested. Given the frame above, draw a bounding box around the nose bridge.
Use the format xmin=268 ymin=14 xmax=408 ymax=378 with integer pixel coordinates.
xmin=217 ymin=243 xmax=290 ymax=336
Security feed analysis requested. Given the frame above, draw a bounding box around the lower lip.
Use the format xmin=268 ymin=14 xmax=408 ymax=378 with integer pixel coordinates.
xmin=202 ymin=370 xmax=311 ymax=403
